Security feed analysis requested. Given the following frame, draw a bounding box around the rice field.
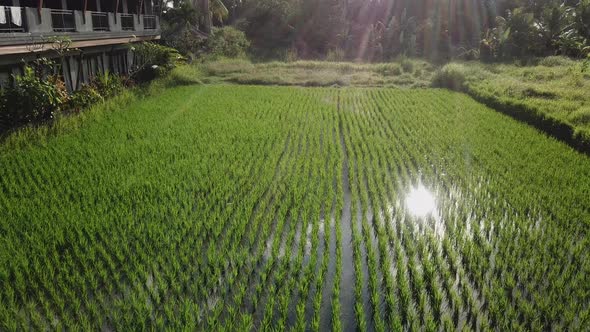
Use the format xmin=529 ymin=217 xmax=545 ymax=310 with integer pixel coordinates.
xmin=1 ymin=85 xmax=589 ymax=331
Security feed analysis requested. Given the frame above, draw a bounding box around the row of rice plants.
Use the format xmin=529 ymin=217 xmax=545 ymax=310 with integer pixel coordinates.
xmin=374 ymin=90 xmax=542 ymax=330
xmin=368 ymin=88 xmax=588 ymax=330
xmin=2 ymin=85 xmax=589 ymax=329
xmin=0 ymin=86 xmax=294 ymax=329
xmin=339 ymin=91 xmax=389 ymax=331
xmin=332 ymin=87 xmax=590 ymax=330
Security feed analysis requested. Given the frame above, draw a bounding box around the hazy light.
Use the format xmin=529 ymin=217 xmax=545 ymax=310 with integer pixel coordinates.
xmin=406 ymin=185 xmax=436 ymax=218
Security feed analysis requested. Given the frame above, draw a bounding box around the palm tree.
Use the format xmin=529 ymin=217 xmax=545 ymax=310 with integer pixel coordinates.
xmin=194 ymin=0 xmax=229 ymax=33
xmin=210 ymin=0 xmax=229 ymax=23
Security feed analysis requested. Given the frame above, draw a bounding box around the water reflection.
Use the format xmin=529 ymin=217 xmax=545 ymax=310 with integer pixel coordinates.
xmin=405 ymin=184 xmax=437 ymax=218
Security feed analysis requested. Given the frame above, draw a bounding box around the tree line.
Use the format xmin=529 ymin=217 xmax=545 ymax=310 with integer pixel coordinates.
xmin=161 ymin=0 xmax=590 ymax=61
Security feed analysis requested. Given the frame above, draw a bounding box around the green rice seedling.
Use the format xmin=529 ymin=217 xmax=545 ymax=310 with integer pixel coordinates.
xmin=1 ymin=86 xmax=589 ymax=330
xmin=295 ymin=301 xmax=306 ymax=331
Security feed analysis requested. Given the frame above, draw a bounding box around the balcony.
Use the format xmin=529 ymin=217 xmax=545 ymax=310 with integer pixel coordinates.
xmin=51 ymin=9 xmax=76 ymax=32
xmin=0 ymin=7 xmax=26 ymax=33
xmin=0 ymin=7 xmax=160 ymax=53
xmin=91 ymin=12 xmax=109 ymax=32
xmin=143 ymin=15 xmax=156 ymax=30
xmin=120 ymin=14 xmax=134 ymax=31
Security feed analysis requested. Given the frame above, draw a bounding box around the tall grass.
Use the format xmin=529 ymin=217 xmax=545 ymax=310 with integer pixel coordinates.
xmin=199 ymin=58 xmax=435 ymax=87
xmin=432 ymin=60 xmax=590 ymax=152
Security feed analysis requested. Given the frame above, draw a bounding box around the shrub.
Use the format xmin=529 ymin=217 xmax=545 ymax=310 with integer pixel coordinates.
xmin=47 ymin=74 xmax=69 ymax=105
xmin=207 ymin=26 xmax=250 ymax=58
xmin=539 ymin=56 xmax=574 ymax=67
xmin=431 ymin=63 xmax=467 ymax=91
xmin=326 ymin=49 xmax=345 ymax=62
xmin=130 ymin=42 xmax=182 ymax=82
xmin=400 ymin=57 xmax=415 ymax=73
xmin=67 ymin=72 xmax=127 ymax=112
xmin=0 ymin=66 xmax=66 ymax=128
xmin=92 ymin=72 xmax=124 ymax=98
xmin=166 ymin=65 xmax=203 ymax=86
xmin=68 ymin=84 xmax=103 ymax=112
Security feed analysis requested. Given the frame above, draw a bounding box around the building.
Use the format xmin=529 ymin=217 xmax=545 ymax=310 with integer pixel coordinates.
xmin=0 ymin=0 xmax=161 ymax=91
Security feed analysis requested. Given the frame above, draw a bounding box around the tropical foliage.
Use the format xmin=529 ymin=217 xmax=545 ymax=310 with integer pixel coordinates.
xmin=161 ymin=0 xmax=590 ymax=61
xmin=130 ymin=42 xmax=182 ymax=81
xmin=0 ymin=42 xmax=181 ymax=134
xmin=0 ymin=62 xmax=67 ymax=130
xmin=68 ymin=73 xmax=125 ymax=112
xmin=206 ymin=26 xmax=250 ymax=58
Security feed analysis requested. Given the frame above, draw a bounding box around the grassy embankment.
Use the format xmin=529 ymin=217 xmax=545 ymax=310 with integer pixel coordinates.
xmin=199 ymin=58 xmax=435 ymax=87
xmin=432 ymin=57 xmax=590 ymax=152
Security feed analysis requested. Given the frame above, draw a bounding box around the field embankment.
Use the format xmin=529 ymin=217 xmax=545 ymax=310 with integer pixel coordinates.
xmin=200 ymin=58 xmax=435 ymax=87
xmin=433 ymin=58 xmax=590 ymax=153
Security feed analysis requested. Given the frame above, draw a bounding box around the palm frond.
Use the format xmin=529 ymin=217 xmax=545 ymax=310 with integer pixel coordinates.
xmin=210 ymin=0 xmax=229 ymax=22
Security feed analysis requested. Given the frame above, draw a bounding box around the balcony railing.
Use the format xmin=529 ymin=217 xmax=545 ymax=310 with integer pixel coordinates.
xmin=91 ymin=12 xmax=109 ymax=31
xmin=0 ymin=7 xmax=26 ymax=33
xmin=143 ymin=15 xmax=156 ymax=30
xmin=121 ymin=14 xmax=134 ymax=31
xmin=51 ymin=9 xmax=76 ymax=32
xmin=0 ymin=7 xmax=159 ymax=43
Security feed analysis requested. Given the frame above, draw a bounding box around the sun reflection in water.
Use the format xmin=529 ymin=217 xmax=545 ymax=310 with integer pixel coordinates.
xmin=406 ymin=184 xmax=437 ymax=218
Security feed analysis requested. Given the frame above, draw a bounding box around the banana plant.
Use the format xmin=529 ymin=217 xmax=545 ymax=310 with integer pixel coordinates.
xmin=380 ymin=8 xmax=419 ymax=58
xmin=480 ymin=16 xmax=511 ymax=60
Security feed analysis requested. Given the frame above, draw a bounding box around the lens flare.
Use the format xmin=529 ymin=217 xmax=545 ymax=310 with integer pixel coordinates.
xmin=406 ymin=185 xmax=436 ymax=218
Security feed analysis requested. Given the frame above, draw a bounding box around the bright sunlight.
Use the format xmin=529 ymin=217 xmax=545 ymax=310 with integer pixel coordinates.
xmin=406 ymin=184 xmax=437 ymax=218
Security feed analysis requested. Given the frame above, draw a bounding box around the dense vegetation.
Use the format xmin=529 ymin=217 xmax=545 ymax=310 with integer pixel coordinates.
xmin=0 ymin=42 xmax=181 ymax=135
xmin=1 ymin=85 xmax=588 ymax=330
xmin=162 ymin=0 xmax=590 ymax=61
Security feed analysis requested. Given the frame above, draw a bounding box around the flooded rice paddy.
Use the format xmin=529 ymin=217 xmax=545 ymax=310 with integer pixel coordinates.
xmin=1 ymin=86 xmax=589 ymax=330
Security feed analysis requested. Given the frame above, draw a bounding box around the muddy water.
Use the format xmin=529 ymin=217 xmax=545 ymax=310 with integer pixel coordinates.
xmin=358 ymin=204 xmax=377 ymax=332
xmin=285 ymin=214 xmax=305 ymax=327
xmin=319 ymin=211 xmax=337 ymax=329
xmin=337 ymin=93 xmax=357 ymax=331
